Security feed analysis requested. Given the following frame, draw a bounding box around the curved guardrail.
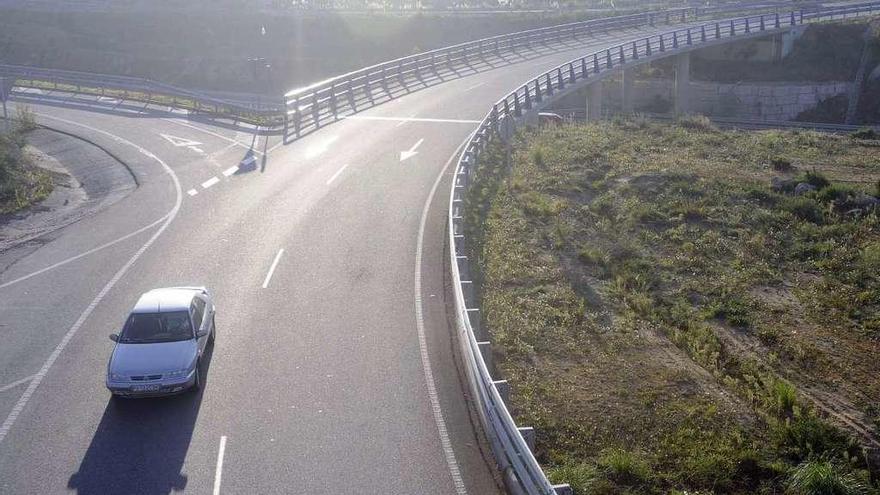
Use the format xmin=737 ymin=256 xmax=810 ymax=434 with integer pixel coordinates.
xmin=447 ymin=3 xmax=880 ymax=494
xmin=282 ymin=2 xmax=791 ymax=140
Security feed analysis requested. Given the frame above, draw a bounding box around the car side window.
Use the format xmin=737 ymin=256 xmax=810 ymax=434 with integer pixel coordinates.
xmin=191 ymin=297 xmax=206 ymax=332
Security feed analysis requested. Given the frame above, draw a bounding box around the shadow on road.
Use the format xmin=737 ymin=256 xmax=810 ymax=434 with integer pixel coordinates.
xmin=66 ymin=342 xmax=215 ymax=495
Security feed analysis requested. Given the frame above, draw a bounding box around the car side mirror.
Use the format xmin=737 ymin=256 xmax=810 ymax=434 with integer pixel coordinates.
xmin=109 ymin=333 xmax=119 ymax=342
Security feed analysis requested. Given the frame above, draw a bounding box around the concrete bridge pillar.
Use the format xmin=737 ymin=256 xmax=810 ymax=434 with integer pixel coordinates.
xmin=586 ymin=81 xmax=603 ymax=121
xmin=621 ymin=68 xmax=635 ymax=114
xmin=674 ymin=52 xmax=691 ymax=115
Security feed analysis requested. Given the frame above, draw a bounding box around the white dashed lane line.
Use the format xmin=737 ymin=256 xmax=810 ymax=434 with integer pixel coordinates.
xmin=201 ymin=177 xmax=220 ymax=189
xmin=213 ymin=436 xmax=227 ymax=495
xmin=187 ymin=189 xmax=198 ymax=197
xmin=222 ymin=166 xmax=239 ymax=177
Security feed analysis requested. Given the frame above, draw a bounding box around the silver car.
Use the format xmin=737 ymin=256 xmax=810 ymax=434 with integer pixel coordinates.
xmin=106 ymin=287 xmax=216 ymax=398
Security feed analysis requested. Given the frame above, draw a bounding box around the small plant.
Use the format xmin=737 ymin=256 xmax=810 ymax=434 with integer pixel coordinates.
xmin=850 ymin=127 xmax=878 ymax=140
xmin=548 ymin=462 xmax=601 ymax=494
xmin=784 ymin=197 xmax=824 ymax=224
xmin=772 ymin=157 xmax=794 ymax=172
xmin=768 ymin=379 xmax=798 ymax=418
xmin=13 ymin=105 xmax=37 ymax=132
xmin=786 ymin=458 xmax=868 ymax=495
xmin=598 ymin=448 xmax=652 ymax=486
xmin=801 ymin=170 xmax=831 ymax=190
xmin=677 ymin=114 xmax=717 ymax=132
xmin=817 ymin=183 xmax=856 ymax=204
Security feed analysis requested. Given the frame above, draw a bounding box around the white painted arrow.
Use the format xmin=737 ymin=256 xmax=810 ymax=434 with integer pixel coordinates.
xmin=160 ymin=133 xmax=203 ymax=148
xmin=400 ymin=138 xmax=424 ymax=162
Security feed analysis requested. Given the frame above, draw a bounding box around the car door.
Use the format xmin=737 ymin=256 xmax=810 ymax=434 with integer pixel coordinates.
xmin=191 ymin=297 xmax=207 ymax=355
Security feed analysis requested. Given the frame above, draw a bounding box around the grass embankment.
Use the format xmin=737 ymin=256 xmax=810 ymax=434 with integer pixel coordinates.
xmin=0 ymin=108 xmax=52 ymax=214
xmin=467 ymin=118 xmax=880 ymax=494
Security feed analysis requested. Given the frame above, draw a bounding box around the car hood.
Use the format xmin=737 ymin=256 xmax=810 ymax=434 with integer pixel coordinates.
xmin=109 ymin=340 xmax=197 ymax=376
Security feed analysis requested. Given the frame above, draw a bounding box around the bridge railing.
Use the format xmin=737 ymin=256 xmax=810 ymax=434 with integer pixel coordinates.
xmin=0 ymin=64 xmax=285 ymax=127
xmin=282 ymin=2 xmax=787 ymax=140
xmin=447 ymin=3 xmax=880 ymax=495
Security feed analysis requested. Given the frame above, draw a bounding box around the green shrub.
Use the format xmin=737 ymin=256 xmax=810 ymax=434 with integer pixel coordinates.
xmin=548 ymin=462 xmax=601 ymax=494
xmin=597 ymin=448 xmax=652 ymax=486
xmin=767 ymin=379 xmax=798 ymax=418
xmin=801 ymin=170 xmax=831 ymax=190
xmin=784 ymin=197 xmax=824 ymax=224
xmin=704 ymin=297 xmax=753 ymax=328
xmin=850 ymin=127 xmax=878 ymax=140
xmin=678 ymin=114 xmax=717 ymax=132
xmin=775 ymin=415 xmax=852 ymax=461
xmin=786 ymin=458 xmax=868 ymax=495
xmin=817 ymin=184 xmax=856 ymax=204
xmin=772 ymin=156 xmax=794 ymax=172
xmin=861 ymin=242 xmax=880 ymax=273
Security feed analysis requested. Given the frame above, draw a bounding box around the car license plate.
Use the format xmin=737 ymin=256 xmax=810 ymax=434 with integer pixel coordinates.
xmin=132 ymin=384 xmax=161 ymax=392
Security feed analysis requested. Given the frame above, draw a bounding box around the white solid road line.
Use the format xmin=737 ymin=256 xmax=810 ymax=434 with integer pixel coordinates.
xmin=413 ymin=132 xmax=474 ymax=495
xmin=326 ymin=164 xmax=350 ymax=186
xmin=0 ymin=113 xmax=183 ymax=447
xmin=342 ymin=115 xmax=481 ymax=124
xmin=201 ymin=177 xmax=220 ymax=189
xmin=213 ymin=436 xmax=227 ymax=495
xmin=0 ymin=375 xmax=35 ymax=394
xmin=222 ymin=166 xmax=239 ymax=177
xmin=0 ymin=213 xmax=170 ymax=291
xmin=187 ymin=189 xmax=199 ymax=196
xmin=262 ymin=249 xmax=285 ymax=289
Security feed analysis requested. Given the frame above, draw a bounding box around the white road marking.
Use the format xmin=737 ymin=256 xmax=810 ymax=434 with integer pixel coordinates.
xmin=325 ymin=164 xmax=349 ymax=185
xmin=161 ymin=119 xmax=264 ymax=157
xmin=159 ymin=133 xmax=203 ymax=148
xmin=463 ymin=82 xmax=486 ymax=92
xmin=0 ymin=375 xmax=35 ymax=394
xmin=0 ymin=113 xmax=183 ymax=447
xmin=413 ymin=132 xmax=473 ymax=495
xmin=400 ymin=138 xmax=424 ymax=162
xmin=342 ymin=115 xmax=481 ymax=124
xmin=262 ymin=249 xmax=284 ymax=289
xmin=395 ymin=113 xmax=417 ymax=128
xmin=187 ymin=189 xmax=199 ymax=196
xmin=189 ymin=146 xmax=205 ymax=154
xmin=213 ymin=436 xmax=227 ymax=495
xmin=201 ymin=177 xmax=220 ymax=189
xmin=222 ymin=166 xmax=239 ymax=177
xmin=0 ymin=214 xmax=169 ymax=291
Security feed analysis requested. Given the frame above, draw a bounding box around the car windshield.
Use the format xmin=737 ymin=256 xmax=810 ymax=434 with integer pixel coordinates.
xmin=119 ymin=311 xmax=193 ymax=344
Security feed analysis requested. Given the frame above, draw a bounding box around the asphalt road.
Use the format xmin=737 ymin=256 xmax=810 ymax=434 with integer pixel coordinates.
xmin=0 ymin=21 xmax=711 ymax=495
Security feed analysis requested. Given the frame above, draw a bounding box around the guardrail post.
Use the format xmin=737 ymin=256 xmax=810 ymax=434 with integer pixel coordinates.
xmin=293 ymin=98 xmax=302 ymax=137
xmin=799 ymin=10 xmax=803 ymax=24
xmin=495 ymin=39 xmax=501 ymax=57
xmin=330 ymin=83 xmax=338 ymax=118
xmin=745 ymin=17 xmax=751 ymax=33
xmin=606 ymin=49 xmax=613 ymax=68
xmin=760 ymin=15 xmax=766 ymax=31
xmin=513 ymin=95 xmax=522 ymax=117
xmin=687 ymin=28 xmax=692 ymax=45
xmin=631 ymin=42 xmax=638 ymax=60
xmin=775 ymin=12 xmax=781 ymax=29
xmin=463 ymin=47 xmax=469 ymax=66
xmin=347 ymin=79 xmax=355 ymax=112
xmin=660 ymin=34 xmax=666 ymax=52
xmin=556 ymin=68 xmax=564 ymax=90
xmin=397 ymin=60 xmax=405 ymax=87
xmin=701 ymin=25 xmax=707 ymax=42
xmin=446 ymin=52 xmax=453 ymax=70
xmin=646 ymin=37 xmax=652 ymax=56
xmin=491 ymin=105 xmax=499 ymax=131
xmin=546 ymin=73 xmax=554 ymax=96
xmin=593 ymin=53 xmax=600 ymax=73
xmin=503 ymin=98 xmax=511 ymax=118
xmin=569 ymin=63 xmax=576 ymax=83
xmin=731 ymin=19 xmax=736 ymax=35
xmin=381 ymin=66 xmax=389 ymax=94
xmin=429 ymin=52 xmax=435 ymax=74
xmin=365 ymin=79 xmax=373 ymax=104
xmin=580 ymin=58 xmax=587 ymax=78
xmin=534 ymin=79 xmax=542 ymax=103
xmin=716 ymin=22 xmax=721 ymax=39
xmin=618 ymin=45 xmax=625 ymax=65
xmin=673 ymin=31 xmax=679 ymax=49
xmin=523 ymin=85 xmax=532 ymax=110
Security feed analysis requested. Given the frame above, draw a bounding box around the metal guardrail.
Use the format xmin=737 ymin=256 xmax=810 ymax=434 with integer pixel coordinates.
xmin=446 ymin=3 xmax=880 ymax=495
xmin=0 ymin=64 xmax=285 ymax=127
xmin=282 ymin=2 xmax=792 ymax=140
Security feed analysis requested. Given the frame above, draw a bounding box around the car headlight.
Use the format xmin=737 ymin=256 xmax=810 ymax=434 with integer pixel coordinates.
xmin=164 ymin=368 xmax=192 ymax=378
xmin=108 ymin=372 xmax=126 ymax=381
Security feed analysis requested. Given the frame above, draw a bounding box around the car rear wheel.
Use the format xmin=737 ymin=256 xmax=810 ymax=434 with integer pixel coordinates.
xmin=192 ymin=359 xmax=202 ymax=392
xmin=209 ymin=315 xmax=216 ymax=344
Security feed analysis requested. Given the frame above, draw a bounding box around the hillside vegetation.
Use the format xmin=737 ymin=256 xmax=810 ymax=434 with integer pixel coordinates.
xmin=0 ymin=108 xmax=52 ymax=214
xmin=467 ymin=118 xmax=880 ymax=494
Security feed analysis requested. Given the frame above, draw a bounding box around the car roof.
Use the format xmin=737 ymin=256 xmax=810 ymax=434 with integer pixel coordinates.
xmin=131 ymin=288 xmax=199 ymax=314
